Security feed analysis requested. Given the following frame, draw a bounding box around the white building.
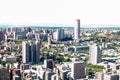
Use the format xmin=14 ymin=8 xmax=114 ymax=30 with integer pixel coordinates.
xmin=74 ymin=19 xmax=80 ymax=40
xmin=22 ymin=41 xmax=30 ymax=63
xmin=89 ymin=43 xmax=102 ymax=64
xmin=104 ymin=73 xmax=119 ymax=80
xmin=4 ymin=55 xmax=17 ymax=63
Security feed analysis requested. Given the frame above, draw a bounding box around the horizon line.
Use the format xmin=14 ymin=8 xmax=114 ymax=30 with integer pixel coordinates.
xmin=0 ymin=24 xmax=120 ymax=28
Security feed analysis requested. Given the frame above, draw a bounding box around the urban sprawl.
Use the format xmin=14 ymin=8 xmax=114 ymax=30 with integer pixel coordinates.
xmin=0 ymin=19 xmax=120 ymax=80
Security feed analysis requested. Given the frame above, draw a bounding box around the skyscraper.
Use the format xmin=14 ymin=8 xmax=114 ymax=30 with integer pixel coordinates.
xmin=89 ymin=43 xmax=102 ymax=64
xmin=74 ymin=19 xmax=80 ymax=40
xmin=22 ymin=40 xmax=40 ymax=63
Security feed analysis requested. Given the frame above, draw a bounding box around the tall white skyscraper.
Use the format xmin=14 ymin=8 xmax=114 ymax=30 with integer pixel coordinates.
xmin=22 ymin=41 xmax=30 ymax=63
xmin=89 ymin=43 xmax=102 ymax=65
xmin=74 ymin=19 xmax=80 ymax=40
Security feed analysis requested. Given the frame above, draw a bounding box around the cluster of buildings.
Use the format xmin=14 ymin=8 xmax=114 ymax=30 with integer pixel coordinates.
xmin=20 ymin=60 xmax=85 ymax=80
xmin=0 ymin=59 xmax=86 ymax=80
xmin=0 ymin=19 xmax=120 ymax=80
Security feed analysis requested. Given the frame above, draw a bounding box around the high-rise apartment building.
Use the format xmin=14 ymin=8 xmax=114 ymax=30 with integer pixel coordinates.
xmin=22 ymin=41 xmax=29 ymax=63
xmin=22 ymin=40 xmax=40 ymax=63
xmin=74 ymin=19 xmax=80 ymax=40
xmin=71 ymin=61 xmax=85 ymax=79
xmin=89 ymin=43 xmax=102 ymax=64
xmin=53 ymin=28 xmax=64 ymax=41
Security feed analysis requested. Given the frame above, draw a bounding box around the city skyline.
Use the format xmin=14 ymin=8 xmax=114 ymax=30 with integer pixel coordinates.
xmin=0 ymin=0 xmax=120 ymax=26
xmin=0 ymin=18 xmax=120 ymax=79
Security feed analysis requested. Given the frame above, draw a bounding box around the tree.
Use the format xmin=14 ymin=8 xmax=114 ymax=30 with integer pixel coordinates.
xmin=6 ymin=52 xmax=11 ymax=55
xmin=1 ymin=61 xmax=6 ymax=66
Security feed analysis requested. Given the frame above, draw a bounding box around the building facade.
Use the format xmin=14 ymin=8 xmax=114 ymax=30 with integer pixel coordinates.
xmin=71 ymin=61 xmax=85 ymax=79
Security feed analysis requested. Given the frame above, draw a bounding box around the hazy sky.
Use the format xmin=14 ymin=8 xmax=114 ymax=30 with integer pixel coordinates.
xmin=0 ymin=0 xmax=120 ymax=26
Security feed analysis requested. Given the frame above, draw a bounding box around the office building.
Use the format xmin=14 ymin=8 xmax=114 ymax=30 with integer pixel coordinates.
xmin=89 ymin=43 xmax=102 ymax=64
xmin=74 ymin=19 xmax=80 ymax=40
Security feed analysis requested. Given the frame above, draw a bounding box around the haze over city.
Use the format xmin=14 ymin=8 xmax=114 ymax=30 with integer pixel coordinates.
xmin=0 ymin=0 xmax=120 ymax=26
